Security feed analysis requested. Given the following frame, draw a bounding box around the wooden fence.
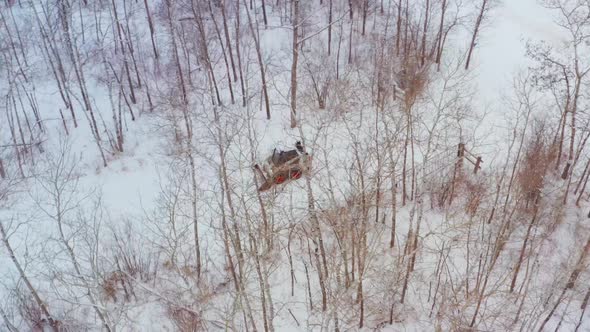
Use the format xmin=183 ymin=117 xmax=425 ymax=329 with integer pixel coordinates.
xmin=393 ymin=142 xmax=483 ymax=204
xmin=458 ymin=143 xmax=483 ymax=174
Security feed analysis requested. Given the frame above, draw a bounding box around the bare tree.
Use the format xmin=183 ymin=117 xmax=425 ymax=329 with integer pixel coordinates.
xmin=1 ymin=217 xmax=59 ymax=332
xmin=290 ymin=0 xmax=300 ymax=128
xmin=143 ymin=0 xmax=159 ymax=60
xmin=243 ymin=0 xmax=271 ymax=119
xmin=165 ymin=0 xmax=203 ymax=278
xmin=465 ymin=0 xmax=493 ymax=70
xmin=32 ymin=141 xmax=113 ymax=331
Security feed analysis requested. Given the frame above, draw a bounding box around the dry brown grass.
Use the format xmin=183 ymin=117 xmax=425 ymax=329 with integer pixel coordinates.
xmin=517 ymin=121 xmax=557 ymax=210
xmin=100 ymin=270 xmax=134 ymax=303
xmin=398 ymin=56 xmax=430 ymax=107
xmin=167 ymin=306 xmax=203 ymax=332
xmin=15 ymin=291 xmax=61 ymax=332
xmin=463 ymin=177 xmax=487 ymax=216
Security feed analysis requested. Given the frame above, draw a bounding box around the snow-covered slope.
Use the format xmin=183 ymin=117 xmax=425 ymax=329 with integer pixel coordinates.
xmin=0 ymin=0 xmax=589 ymax=331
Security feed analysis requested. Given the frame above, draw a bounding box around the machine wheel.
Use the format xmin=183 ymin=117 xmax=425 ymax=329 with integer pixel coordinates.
xmin=275 ymin=174 xmax=286 ymax=184
xmin=291 ymin=169 xmax=302 ymax=179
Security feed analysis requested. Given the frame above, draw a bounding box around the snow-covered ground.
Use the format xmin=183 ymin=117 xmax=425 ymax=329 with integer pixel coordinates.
xmin=1 ymin=0 xmax=589 ymax=331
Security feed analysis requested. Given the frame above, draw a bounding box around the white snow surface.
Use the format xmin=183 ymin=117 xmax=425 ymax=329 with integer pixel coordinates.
xmin=0 ymin=0 xmax=589 ymax=331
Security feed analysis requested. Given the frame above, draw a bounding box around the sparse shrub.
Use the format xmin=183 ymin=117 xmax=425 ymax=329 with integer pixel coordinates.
xmin=101 ymin=222 xmax=159 ymax=303
xmin=463 ymin=177 xmax=487 ymax=216
xmin=112 ymin=222 xmax=158 ymax=283
xmin=100 ymin=270 xmax=135 ymax=303
xmin=397 ymin=56 xmax=430 ymax=105
xmin=517 ymin=120 xmax=557 ymax=210
xmin=167 ymin=306 xmax=203 ymax=332
xmin=15 ymin=290 xmax=61 ymax=332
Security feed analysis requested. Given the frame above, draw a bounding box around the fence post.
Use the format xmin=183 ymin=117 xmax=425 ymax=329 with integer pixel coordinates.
xmin=449 ymin=143 xmax=465 ymax=205
xmin=457 ymin=143 xmax=465 ymax=165
xmin=474 ymin=156 xmax=482 ymax=174
xmin=0 ymin=158 xmax=5 ymax=179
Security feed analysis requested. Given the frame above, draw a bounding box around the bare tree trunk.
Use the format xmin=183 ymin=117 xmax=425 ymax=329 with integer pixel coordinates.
xmin=470 ymin=202 xmax=520 ymax=327
xmin=351 ymin=228 xmax=356 ymax=282
xmin=58 ymin=0 xmax=107 ymax=166
xmin=179 ymin=24 xmax=195 ymax=88
xmin=259 ymin=0 xmax=268 ymax=27
xmin=121 ymin=5 xmax=143 ymax=91
xmin=36 ymin=150 xmax=114 ymax=332
xmin=77 ymin=0 xmax=85 ymax=43
xmin=556 ymin=106 xmax=568 ymax=171
xmin=106 ymin=60 xmax=136 ymax=121
xmin=1 ymin=220 xmax=59 ymax=332
xmin=104 ymin=65 xmax=123 ymax=152
xmin=192 ymin=0 xmax=222 ymax=106
xmin=302 ymin=258 xmax=314 ymax=309
xmin=563 ymin=128 xmax=590 ymax=204
xmin=435 ymin=0 xmax=448 ymax=71
xmin=402 ymin=0 xmax=409 ymax=60
xmin=303 ymin=159 xmax=329 ymax=311
xmin=409 ymin=198 xmax=423 ymax=272
xmin=0 ymin=9 xmax=28 ymax=82
xmin=563 ymin=70 xmax=585 ymax=179
xmin=0 ymin=159 xmax=5 ymax=179
xmin=220 ymin=203 xmax=250 ymax=329
xmin=235 ymin=0 xmax=248 ymax=106
xmin=400 ymin=204 xmax=416 ymax=303
xmin=290 ymin=0 xmax=299 ymax=128
xmin=287 ymin=228 xmax=295 ymax=295
xmin=188 ymin=146 xmax=201 ymax=279
xmin=7 ymin=4 xmax=28 ymax=67
xmin=221 ymin=0 xmax=238 ymax=83
xmin=409 ymin=117 xmax=416 ymax=201
xmin=19 ymin=82 xmax=42 ymax=133
xmin=244 ymin=207 xmax=271 ymax=332
xmin=465 ymin=0 xmax=488 ymax=70
xmin=574 ymin=286 xmax=590 ymax=332
xmin=110 ymin=0 xmax=137 ymax=104
xmin=361 ymin=0 xmax=368 ymax=36
xmin=510 ymin=205 xmax=538 ymax=292
xmin=245 ymin=106 xmax=271 ymax=248
xmin=208 ymin=0 xmax=235 ymax=104
xmin=328 ymin=0 xmax=333 ymax=55
xmin=121 ymin=0 xmax=142 ymax=90
xmin=33 ymin=1 xmax=77 ymax=128
xmin=514 ymin=250 xmax=536 ymax=323
xmin=575 ymin=158 xmax=590 ymax=195
xmin=538 ymin=236 xmax=590 ymax=331
xmin=576 ymin=160 xmax=590 ymax=206
xmin=6 ymin=107 xmax=24 ymax=177
xmin=348 ymin=13 xmax=354 ymax=64
xmin=63 ymin=230 xmax=113 ymax=331
xmin=429 ymin=243 xmax=446 ymax=318
xmin=0 ymin=306 xmax=18 ymax=332
xmin=402 ymin=113 xmax=410 ymax=205
xmin=390 ymin=163 xmax=397 ymax=248
xmin=11 ymin=97 xmax=28 ymax=157
xmin=421 ymin=0 xmax=430 ymax=66
xmin=243 ymin=0 xmax=271 ymax=118
xmin=215 ymin=109 xmax=258 ymax=331
xmin=143 ymin=0 xmax=159 ymax=60
xmin=396 ymin=0 xmax=402 ymax=55
xmin=166 ymin=0 xmax=202 ymax=279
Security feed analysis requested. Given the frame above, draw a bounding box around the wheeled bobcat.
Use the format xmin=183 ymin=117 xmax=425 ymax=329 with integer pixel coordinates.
xmin=254 ymin=141 xmax=311 ymax=192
